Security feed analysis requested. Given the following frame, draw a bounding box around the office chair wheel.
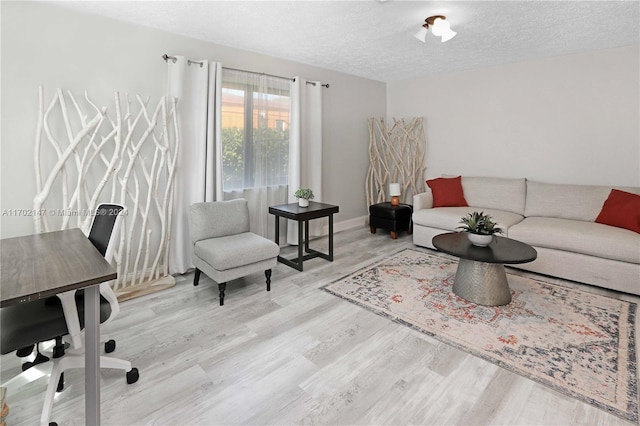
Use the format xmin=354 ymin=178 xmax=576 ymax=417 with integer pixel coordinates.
xmin=21 ymin=352 xmax=48 ymax=371
xmin=126 ymin=368 xmax=139 ymax=384
xmin=105 ymin=339 xmax=116 ymax=353
xmin=57 ymin=372 xmax=65 ymax=392
xmin=20 ymin=345 xmax=50 ymax=371
xmin=16 ymin=345 xmax=34 ymax=357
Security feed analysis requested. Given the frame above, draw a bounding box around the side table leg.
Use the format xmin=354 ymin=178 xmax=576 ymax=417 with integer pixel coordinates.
xmin=452 ymin=259 xmax=511 ymax=306
xmin=304 ymin=220 xmax=310 ymax=252
xmin=297 ymin=220 xmax=304 ymax=271
xmin=328 ymin=214 xmax=334 ymax=261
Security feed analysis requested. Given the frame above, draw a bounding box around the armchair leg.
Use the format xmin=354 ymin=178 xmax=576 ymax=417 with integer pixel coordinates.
xmin=265 ymin=269 xmax=272 ymax=292
xmin=218 ymin=282 xmax=226 ymax=306
xmin=193 ymin=268 xmax=201 ymax=286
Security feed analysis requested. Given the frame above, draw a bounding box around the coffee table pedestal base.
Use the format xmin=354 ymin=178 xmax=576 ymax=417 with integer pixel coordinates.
xmin=453 ymin=259 xmax=512 ymax=306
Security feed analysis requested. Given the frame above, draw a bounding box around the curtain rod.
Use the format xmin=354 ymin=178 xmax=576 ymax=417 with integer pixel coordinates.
xmin=162 ymin=54 xmax=329 ymax=88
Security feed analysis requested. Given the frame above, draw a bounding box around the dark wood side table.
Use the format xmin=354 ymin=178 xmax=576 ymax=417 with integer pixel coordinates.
xmin=269 ymin=201 xmax=339 ymax=271
xmin=432 ymin=232 xmax=537 ymax=306
xmin=1 ymin=229 xmax=117 ymax=425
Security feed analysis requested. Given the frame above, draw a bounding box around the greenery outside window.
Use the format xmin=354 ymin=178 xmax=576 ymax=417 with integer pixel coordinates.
xmin=221 ymin=70 xmax=291 ymax=191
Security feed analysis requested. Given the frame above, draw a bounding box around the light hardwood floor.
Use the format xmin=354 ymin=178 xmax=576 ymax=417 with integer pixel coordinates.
xmin=2 ymin=226 xmax=639 ymax=425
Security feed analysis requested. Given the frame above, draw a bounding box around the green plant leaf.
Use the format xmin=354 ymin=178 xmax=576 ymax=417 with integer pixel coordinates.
xmin=457 ymin=211 xmax=503 ymax=235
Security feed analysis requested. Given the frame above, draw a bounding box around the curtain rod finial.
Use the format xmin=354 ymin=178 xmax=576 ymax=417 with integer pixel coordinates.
xmin=162 ymin=54 xmax=177 ymax=63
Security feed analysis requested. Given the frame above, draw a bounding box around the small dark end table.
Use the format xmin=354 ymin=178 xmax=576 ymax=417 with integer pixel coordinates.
xmin=369 ymin=202 xmax=413 ymax=239
xmin=432 ymin=232 xmax=537 ymax=306
xmin=269 ymin=201 xmax=339 ymax=271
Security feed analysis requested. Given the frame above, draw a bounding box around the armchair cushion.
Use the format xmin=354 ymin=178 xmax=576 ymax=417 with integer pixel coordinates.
xmin=194 ymin=232 xmax=280 ymax=271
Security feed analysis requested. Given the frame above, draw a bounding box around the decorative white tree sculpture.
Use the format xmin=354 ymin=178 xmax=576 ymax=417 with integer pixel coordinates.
xmin=33 ymin=87 xmax=179 ymax=299
xmin=366 ymin=117 xmax=427 ymax=207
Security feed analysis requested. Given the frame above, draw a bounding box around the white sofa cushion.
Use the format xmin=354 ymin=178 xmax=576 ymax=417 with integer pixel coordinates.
xmin=413 ymin=207 xmax=525 ymax=234
xmin=461 ymin=176 xmax=527 ymax=215
xmin=509 ymin=217 xmax=640 ymax=264
xmin=524 ymin=181 xmax=640 ymax=222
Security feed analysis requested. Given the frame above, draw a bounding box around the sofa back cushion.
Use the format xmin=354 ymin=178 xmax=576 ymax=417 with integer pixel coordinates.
xmin=525 ymin=181 xmax=640 ymax=221
xmin=459 ymin=176 xmax=527 ymax=215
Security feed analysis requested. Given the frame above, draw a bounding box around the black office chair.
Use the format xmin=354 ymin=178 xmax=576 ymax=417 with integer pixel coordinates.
xmin=0 ymin=203 xmax=139 ymax=426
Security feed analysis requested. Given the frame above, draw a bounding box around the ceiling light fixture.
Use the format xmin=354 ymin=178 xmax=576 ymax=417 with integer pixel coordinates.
xmin=414 ymin=15 xmax=457 ymax=43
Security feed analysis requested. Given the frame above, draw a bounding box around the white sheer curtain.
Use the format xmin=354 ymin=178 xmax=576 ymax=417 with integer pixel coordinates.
xmin=220 ymin=69 xmax=290 ymax=240
xmin=167 ymin=57 xmax=223 ymax=274
xmin=288 ymin=77 xmax=324 ymax=244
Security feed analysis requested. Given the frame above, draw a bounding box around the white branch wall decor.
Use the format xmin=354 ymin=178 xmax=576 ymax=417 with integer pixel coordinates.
xmin=33 ymin=86 xmax=179 ymax=299
xmin=365 ymin=117 xmax=427 ymax=207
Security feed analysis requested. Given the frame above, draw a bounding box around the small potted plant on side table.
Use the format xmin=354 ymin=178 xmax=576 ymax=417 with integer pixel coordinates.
xmin=457 ymin=211 xmax=503 ymax=247
xmin=294 ymin=188 xmax=314 ymax=207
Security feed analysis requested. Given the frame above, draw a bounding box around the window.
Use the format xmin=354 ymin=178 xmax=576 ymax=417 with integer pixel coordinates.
xmin=221 ymin=70 xmax=291 ymax=191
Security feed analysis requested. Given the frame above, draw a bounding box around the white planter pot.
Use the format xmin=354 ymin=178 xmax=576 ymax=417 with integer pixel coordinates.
xmin=468 ymin=233 xmax=493 ymax=247
xmin=298 ymin=198 xmax=309 ymax=207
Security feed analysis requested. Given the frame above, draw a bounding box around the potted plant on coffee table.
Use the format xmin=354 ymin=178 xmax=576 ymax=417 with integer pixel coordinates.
xmin=457 ymin=211 xmax=504 ymax=247
xmin=294 ymin=188 xmax=314 ymax=207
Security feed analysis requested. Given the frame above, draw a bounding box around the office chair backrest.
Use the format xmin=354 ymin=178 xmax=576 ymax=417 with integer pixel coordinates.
xmin=85 ymin=203 xmax=126 ymax=328
xmin=88 ymin=204 xmax=125 ymax=263
xmin=2 ymin=204 xmax=129 ymax=354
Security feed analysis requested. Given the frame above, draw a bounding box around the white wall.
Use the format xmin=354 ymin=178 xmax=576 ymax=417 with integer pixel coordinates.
xmin=387 ymin=46 xmax=640 ymax=187
xmin=4 ymin=2 xmax=637 ymax=240
xmin=0 ymin=2 xmax=386 ymax=238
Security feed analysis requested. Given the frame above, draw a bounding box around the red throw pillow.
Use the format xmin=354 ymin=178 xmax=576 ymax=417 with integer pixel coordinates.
xmin=595 ymin=189 xmax=640 ymax=233
xmin=426 ymin=176 xmax=468 ymax=208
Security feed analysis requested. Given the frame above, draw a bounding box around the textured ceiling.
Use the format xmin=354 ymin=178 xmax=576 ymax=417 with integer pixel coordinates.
xmin=53 ymin=0 xmax=640 ymax=82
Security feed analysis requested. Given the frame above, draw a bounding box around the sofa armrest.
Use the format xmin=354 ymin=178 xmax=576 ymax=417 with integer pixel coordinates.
xmin=413 ymin=191 xmax=433 ymax=211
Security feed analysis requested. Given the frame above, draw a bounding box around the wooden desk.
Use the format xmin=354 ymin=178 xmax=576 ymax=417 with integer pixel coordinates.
xmin=1 ymin=228 xmax=117 ymax=425
xmin=269 ymin=201 xmax=339 ymax=271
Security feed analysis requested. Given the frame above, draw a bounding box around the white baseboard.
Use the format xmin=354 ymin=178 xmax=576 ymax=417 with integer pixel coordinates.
xmin=115 ymin=275 xmax=176 ymax=302
xmin=284 ymin=215 xmax=368 ymax=245
xmin=323 ymin=215 xmax=368 ymax=234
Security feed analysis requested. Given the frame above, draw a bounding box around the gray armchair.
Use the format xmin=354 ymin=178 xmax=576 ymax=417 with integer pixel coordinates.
xmin=189 ymin=199 xmax=280 ymax=305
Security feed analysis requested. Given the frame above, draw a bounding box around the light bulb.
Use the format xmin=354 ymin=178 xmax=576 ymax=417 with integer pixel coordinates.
xmin=431 ymin=18 xmax=456 ymax=42
xmin=414 ymin=26 xmax=428 ymax=43
xmin=431 ymin=18 xmax=449 ymax=36
xmin=440 ymin=28 xmax=457 ymax=42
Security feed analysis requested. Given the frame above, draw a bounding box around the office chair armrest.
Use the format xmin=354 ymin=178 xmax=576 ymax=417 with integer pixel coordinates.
xmin=99 ymin=281 xmax=119 ymax=325
xmin=56 ymin=290 xmax=83 ymax=351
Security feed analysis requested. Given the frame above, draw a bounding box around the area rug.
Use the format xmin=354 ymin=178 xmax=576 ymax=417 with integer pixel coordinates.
xmin=322 ymin=248 xmax=638 ymax=423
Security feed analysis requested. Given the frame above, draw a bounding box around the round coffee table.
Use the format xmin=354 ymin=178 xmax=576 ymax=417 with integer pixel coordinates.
xmin=432 ymin=232 xmax=537 ymax=306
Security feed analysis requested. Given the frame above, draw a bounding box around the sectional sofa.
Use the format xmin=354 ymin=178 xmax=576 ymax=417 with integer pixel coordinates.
xmin=412 ymin=176 xmax=640 ymax=296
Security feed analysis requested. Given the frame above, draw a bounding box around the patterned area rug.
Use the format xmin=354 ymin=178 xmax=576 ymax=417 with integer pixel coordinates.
xmin=323 ymin=249 xmax=638 ymax=422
